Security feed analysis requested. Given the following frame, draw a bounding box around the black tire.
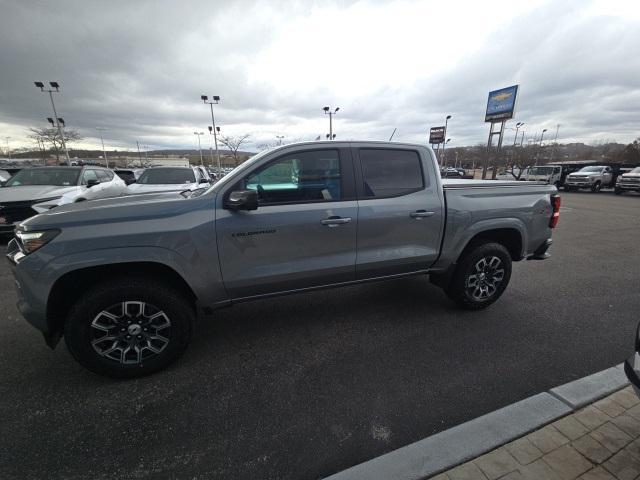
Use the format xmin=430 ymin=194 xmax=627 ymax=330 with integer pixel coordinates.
xmin=64 ymin=277 xmax=193 ymax=378
xmin=614 ymin=188 xmax=623 ymax=195
xmin=444 ymin=242 xmax=512 ymax=310
xmin=591 ymin=181 xmax=601 ymax=193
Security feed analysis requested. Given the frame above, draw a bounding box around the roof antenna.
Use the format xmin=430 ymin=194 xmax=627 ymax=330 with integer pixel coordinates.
xmin=389 ymin=128 xmax=397 ymax=141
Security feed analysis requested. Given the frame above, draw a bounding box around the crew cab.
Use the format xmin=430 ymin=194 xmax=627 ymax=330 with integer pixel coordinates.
xmin=564 ymin=165 xmax=614 ymax=192
xmin=7 ymin=141 xmax=560 ymax=378
xmin=615 ymin=167 xmax=640 ymax=195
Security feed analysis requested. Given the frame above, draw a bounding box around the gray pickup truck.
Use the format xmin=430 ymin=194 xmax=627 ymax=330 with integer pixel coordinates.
xmin=7 ymin=141 xmax=560 ymax=377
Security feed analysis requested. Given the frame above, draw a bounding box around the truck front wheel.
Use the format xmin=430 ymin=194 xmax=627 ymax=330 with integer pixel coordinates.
xmin=591 ymin=181 xmax=602 ymax=193
xmin=64 ymin=277 xmax=193 ymax=378
xmin=445 ymin=243 xmax=512 ymax=310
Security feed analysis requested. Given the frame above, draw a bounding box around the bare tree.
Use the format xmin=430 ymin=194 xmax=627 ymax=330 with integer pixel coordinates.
xmin=28 ymin=127 xmax=82 ymax=162
xmin=218 ymin=134 xmax=251 ymax=166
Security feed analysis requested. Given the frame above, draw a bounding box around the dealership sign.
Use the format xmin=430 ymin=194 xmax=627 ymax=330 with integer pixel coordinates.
xmin=485 ymin=85 xmax=519 ymax=122
xmin=429 ymin=126 xmax=446 ymax=144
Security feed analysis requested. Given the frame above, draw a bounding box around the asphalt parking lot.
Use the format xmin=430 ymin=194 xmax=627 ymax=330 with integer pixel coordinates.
xmin=1 ymin=191 xmax=639 ymax=480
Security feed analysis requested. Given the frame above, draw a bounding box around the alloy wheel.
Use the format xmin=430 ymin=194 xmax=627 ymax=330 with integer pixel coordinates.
xmin=90 ymin=301 xmax=171 ymax=364
xmin=465 ymin=256 xmax=505 ymax=301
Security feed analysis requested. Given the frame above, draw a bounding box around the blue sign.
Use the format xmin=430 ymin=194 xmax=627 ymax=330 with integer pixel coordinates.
xmin=485 ymin=85 xmax=519 ymax=122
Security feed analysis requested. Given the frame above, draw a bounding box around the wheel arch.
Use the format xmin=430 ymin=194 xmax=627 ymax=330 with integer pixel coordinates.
xmin=459 ymin=228 xmax=523 ymax=262
xmin=46 ymin=262 xmax=198 ymax=343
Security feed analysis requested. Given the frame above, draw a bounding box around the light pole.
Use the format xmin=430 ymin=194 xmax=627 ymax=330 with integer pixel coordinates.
xmin=194 ymin=132 xmax=204 ymax=166
xmin=95 ymin=127 xmax=108 ymax=167
xmin=35 ymin=82 xmax=70 ymax=165
xmin=4 ymin=137 xmax=10 ymax=160
xmin=201 ymin=95 xmax=221 ymax=171
xmin=276 ymin=135 xmax=284 ymax=146
xmin=536 ymin=128 xmax=548 ymax=166
xmin=513 ymin=122 xmax=524 ymax=146
xmin=442 ymin=115 xmax=452 ymax=165
xmin=539 ymin=128 xmax=548 ymax=147
xmin=323 ymin=107 xmax=339 ymax=140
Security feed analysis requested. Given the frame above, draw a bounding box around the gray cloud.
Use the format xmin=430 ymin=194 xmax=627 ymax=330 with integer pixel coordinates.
xmin=1 ymin=0 xmax=639 ymax=153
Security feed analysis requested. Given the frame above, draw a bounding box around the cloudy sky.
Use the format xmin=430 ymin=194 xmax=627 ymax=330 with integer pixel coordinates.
xmin=1 ymin=0 xmax=639 ymax=153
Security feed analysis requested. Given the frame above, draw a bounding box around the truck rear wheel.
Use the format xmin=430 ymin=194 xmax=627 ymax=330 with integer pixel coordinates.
xmin=64 ymin=277 xmax=193 ymax=378
xmin=445 ymin=242 xmax=512 ymax=310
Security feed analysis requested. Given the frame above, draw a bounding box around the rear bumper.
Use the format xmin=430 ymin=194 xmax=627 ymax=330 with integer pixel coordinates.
xmin=527 ymin=238 xmax=553 ymax=260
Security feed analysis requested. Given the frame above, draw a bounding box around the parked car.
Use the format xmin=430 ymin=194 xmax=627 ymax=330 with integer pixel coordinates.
xmin=615 ymin=167 xmax=640 ymax=195
xmin=520 ymin=165 xmax=563 ymax=186
xmin=440 ymin=167 xmax=464 ymax=178
xmin=125 ymin=166 xmax=210 ymax=195
xmin=564 ymin=165 xmax=614 ymax=192
xmin=114 ymin=168 xmax=145 ymax=185
xmin=0 ymin=166 xmax=126 ymax=234
xmin=7 ymin=141 xmax=559 ymax=377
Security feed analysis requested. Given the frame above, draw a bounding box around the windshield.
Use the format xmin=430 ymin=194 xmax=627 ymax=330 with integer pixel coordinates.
xmin=579 ymin=166 xmax=603 ymax=172
xmin=527 ymin=167 xmax=554 ymax=175
xmin=137 ymin=168 xmax=195 ymax=184
xmin=4 ymin=168 xmax=80 ymax=187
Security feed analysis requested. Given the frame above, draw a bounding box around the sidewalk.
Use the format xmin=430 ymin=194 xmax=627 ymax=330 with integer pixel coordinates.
xmin=433 ymin=386 xmax=640 ymax=480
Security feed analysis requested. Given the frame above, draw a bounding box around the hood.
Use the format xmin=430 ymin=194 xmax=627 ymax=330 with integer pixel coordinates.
xmin=21 ymin=190 xmax=207 ymax=230
xmin=568 ymin=172 xmax=596 ymax=177
xmin=0 ymin=185 xmax=79 ymax=203
xmin=125 ymin=183 xmax=200 ymax=195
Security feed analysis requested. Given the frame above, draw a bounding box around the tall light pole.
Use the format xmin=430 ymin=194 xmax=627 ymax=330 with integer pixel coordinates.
xmin=201 ymin=95 xmax=221 ymax=171
xmin=323 ymin=107 xmax=339 ymax=140
xmin=35 ymin=82 xmax=70 ymax=165
xmin=4 ymin=137 xmax=10 ymax=160
xmin=539 ymin=128 xmax=548 ymax=146
xmin=194 ymin=132 xmax=204 ymax=166
xmin=95 ymin=127 xmax=108 ymax=167
xmin=442 ymin=115 xmax=452 ymax=165
xmin=276 ymin=135 xmax=284 ymax=146
xmin=513 ymin=122 xmax=524 ymax=146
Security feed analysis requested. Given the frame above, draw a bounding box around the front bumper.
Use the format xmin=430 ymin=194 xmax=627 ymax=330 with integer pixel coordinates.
xmin=565 ymin=180 xmax=593 ymax=188
xmin=617 ymin=183 xmax=640 ymax=191
xmin=624 ymin=355 xmax=640 ymax=399
xmin=6 ymin=239 xmax=49 ymax=336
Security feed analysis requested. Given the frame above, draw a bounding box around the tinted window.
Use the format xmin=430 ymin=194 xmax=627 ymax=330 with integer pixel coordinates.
xmin=245 ymin=150 xmax=341 ymax=204
xmin=360 ymin=149 xmax=424 ymax=198
xmin=82 ymin=170 xmax=99 ymax=184
xmin=137 ymin=168 xmax=196 ymax=184
xmin=5 ymin=168 xmax=80 ymax=187
xmin=96 ymin=170 xmax=112 ymax=182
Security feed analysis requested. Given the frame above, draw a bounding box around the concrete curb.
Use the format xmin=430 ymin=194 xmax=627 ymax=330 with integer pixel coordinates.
xmin=325 ymin=364 xmax=629 ymax=480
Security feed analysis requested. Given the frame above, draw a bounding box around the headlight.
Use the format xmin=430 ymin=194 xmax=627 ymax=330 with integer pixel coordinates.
xmin=15 ymin=229 xmax=60 ymax=254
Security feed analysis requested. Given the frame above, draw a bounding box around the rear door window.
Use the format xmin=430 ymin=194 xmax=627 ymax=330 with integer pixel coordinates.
xmin=359 ymin=149 xmax=425 ymax=198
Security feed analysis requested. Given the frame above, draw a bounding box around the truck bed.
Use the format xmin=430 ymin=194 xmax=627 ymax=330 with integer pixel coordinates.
xmin=431 ymin=179 xmax=558 ymax=271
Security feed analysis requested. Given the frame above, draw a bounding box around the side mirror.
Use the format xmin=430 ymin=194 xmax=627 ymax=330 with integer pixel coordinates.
xmin=199 ymin=178 xmax=209 ymax=184
xmin=0 ymin=181 xmax=5 ymax=187
xmin=126 ymin=178 xmax=136 ymax=185
xmin=225 ymin=189 xmax=258 ymax=211
xmin=86 ymin=179 xmax=100 ymax=188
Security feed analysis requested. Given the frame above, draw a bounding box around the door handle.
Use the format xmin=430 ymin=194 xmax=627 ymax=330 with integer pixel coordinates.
xmin=410 ymin=210 xmax=435 ymax=219
xmin=321 ymin=216 xmax=352 ymax=227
